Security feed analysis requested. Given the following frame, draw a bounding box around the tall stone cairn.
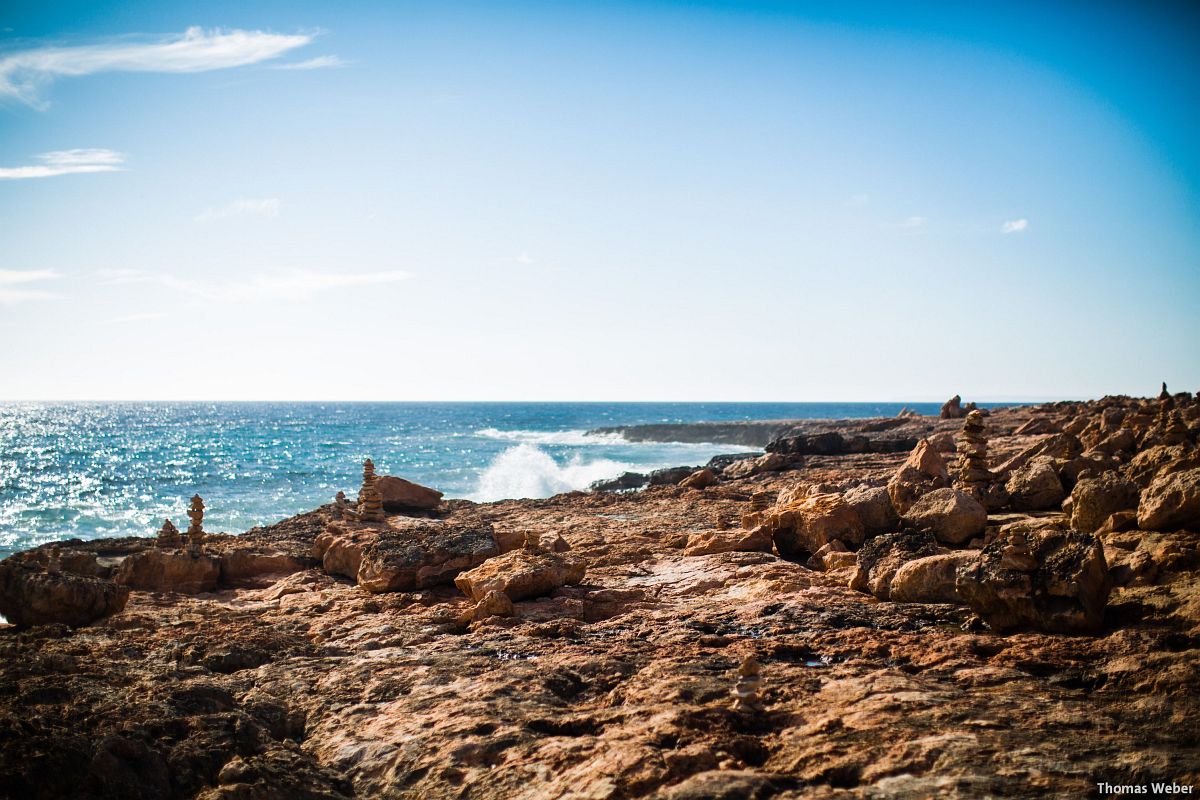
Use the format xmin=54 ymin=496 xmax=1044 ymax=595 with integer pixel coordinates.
xmin=955 ymin=410 xmax=992 ymax=500
xmin=157 ymin=519 xmax=182 ymax=548
xmin=186 ymin=495 xmax=206 ymax=554
xmin=186 ymin=495 xmax=205 ymax=537
xmin=358 ymin=459 xmax=386 ymax=522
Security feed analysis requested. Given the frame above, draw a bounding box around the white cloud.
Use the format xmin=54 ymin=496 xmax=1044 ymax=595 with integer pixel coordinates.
xmin=0 ymin=27 xmax=313 ymax=106
xmin=513 ymin=252 xmax=534 ymax=265
xmin=0 ymin=269 xmax=61 ymax=304
xmin=1002 ymin=218 xmax=1029 ymax=234
xmin=94 ymin=268 xmax=412 ymax=302
xmin=900 ymin=216 xmax=926 ymax=228
xmin=0 ymin=148 xmax=125 ymax=180
xmin=271 ymin=55 xmax=345 ymax=70
xmin=196 ymin=197 xmax=281 ymax=222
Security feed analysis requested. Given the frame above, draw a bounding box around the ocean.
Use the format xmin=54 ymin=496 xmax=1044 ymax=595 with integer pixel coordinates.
xmin=0 ymin=401 xmax=949 ymax=558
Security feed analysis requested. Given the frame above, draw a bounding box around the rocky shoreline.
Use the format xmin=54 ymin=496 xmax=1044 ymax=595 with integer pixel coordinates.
xmin=1 ymin=393 xmax=1198 ymax=798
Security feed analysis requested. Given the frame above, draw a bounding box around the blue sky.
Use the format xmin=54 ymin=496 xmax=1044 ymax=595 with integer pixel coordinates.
xmin=1 ymin=1 xmax=1197 ymax=401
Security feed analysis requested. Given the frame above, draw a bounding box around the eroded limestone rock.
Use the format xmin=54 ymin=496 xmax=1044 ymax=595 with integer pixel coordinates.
xmin=0 ymin=557 xmax=129 ymax=627
xmin=1138 ymin=467 xmax=1200 ymax=531
xmin=115 ymin=548 xmax=220 ymax=594
xmin=455 ymin=548 xmax=586 ymax=602
xmin=1070 ymin=473 xmax=1140 ymax=533
xmin=376 ymin=475 xmax=444 ymax=512
xmin=1005 ymin=456 xmax=1065 ymax=512
xmin=315 ymin=516 xmax=498 ymax=593
xmin=902 ymin=487 xmax=986 ymax=545
xmin=955 ymin=528 xmax=1111 ymax=634
xmin=887 ymin=439 xmax=950 ymax=515
xmin=765 ymin=493 xmax=865 ymax=559
xmin=849 ymin=530 xmax=941 ymax=600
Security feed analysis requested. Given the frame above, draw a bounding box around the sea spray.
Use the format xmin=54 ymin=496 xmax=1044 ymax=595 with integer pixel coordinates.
xmin=472 ymin=444 xmax=648 ymax=501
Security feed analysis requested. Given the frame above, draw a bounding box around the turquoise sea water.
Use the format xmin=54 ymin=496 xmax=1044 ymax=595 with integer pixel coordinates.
xmin=0 ymin=401 xmax=951 ymax=558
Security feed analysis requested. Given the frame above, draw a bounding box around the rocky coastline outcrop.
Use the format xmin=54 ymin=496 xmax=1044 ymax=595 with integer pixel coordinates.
xmin=1 ymin=393 xmax=1199 ymax=798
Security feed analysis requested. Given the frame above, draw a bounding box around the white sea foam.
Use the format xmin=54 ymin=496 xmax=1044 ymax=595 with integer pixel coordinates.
xmin=471 ymin=444 xmax=646 ymax=501
xmin=475 ymin=427 xmax=628 ymax=446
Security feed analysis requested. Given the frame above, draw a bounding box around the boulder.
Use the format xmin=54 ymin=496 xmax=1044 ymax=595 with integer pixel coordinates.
xmin=927 ymin=431 xmax=957 ymax=453
xmin=765 ymin=493 xmax=866 ymax=559
xmin=1125 ymin=445 xmax=1200 ymax=488
xmin=706 ymin=452 xmax=763 ymax=473
xmin=955 ymin=529 xmax=1111 ymax=634
xmin=115 ymin=549 xmax=220 ymax=594
xmin=721 ymin=453 xmax=790 ymax=479
xmin=454 ymin=549 xmax=586 ymax=602
xmin=993 ymin=433 xmax=1082 ymax=478
xmin=474 ymin=589 xmax=515 ymax=619
xmin=683 ymin=526 xmax=773 ymax=557
xmin=315 ymin=517 xmax=498 ymax=593
xmin=843 ymin=485 xmax=899 ymax=537
xmin=940 ymin=395 xmax=968 ymax=419
xmin=589 ymin=472 xmax=648 ymax=492
xmin=1138 ymin=467 xmax=1200 ymax=531
xmin=1012 ymin=417 xmax=1060 ymax=436
xmin=1069 ymin=474 xmax=1140 ymax=533
xmin=809 ymin=539 xmax=848 ymax=571
xmin=849 ymin=530 xmax=941 ymax=600
xmin=678 ymin=468 xmax=718 ymax=490
xmin=1005 ymin=456 xmax=1065 ymax=511
xmin=648 ymin=466 xmax=696 ymax=487
xmin=0 ymin=559 xmax=129 ymax=627
xmin=902 ymin=488 xmax=986 ymax=545
xmin=376 ymin=475 xmax=443 ymax=512
xmin=887 ymin=439 xmax=950 ymax=515
xmin=889 ymin=552 xmax=977 ymax=604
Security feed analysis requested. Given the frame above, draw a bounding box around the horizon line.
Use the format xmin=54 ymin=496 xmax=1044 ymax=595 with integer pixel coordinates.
xmin=0 ymin=396 xmax=1092 ymax=404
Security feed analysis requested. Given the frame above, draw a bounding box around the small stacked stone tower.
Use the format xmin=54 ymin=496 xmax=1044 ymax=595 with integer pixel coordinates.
xmin=186 ymin=495 xmax=205 ymax=537
xmin=157 ymin=519 xmax=181 ymax=548
xmin=358 ymin=459 xmax=386 ymax=522
xmin=955 ymin=410 xmax=992 ymax=500
xmin=186 ymin=495 xmax=206 ymax=554
xmin=731 ymin=654 xmax=763 ymax=711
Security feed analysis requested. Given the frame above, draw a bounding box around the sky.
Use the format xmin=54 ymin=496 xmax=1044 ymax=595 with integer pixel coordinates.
xmin=0 ymin=0 xmax=1197 ymax=402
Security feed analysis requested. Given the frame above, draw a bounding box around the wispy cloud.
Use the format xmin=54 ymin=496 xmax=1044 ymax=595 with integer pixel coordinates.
xmin=1002 ymin=218 xmax=1029 ymax=234
xmin=900 ymin=216 xmax=926 ymax=229
xmin=96 ymin=268 xmax=412 ymax=302
xmin=0 ymin=27 xmax=313 ymax=107
xmin=271 ymin=55 xmax=344 ymax=71
xmin=0 ymin=269 xmax=61 ymax=304
xmin=513 ymin=252 xmax=535 ymax=265
xmin=195 ymin=197 xmax=280 ymax=222
xmin=0 ymin=148 xmax=125 ymax=180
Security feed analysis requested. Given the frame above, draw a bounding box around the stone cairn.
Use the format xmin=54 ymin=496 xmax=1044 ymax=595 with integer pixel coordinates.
xmin=331 ymin=490 xmax=351 ymax=521
xmin=731 ymin=654 xmax=763 ymax=711
xmin=358 ymin=459 xmax=386 ymax=523
xmin=186 ymin=495 xmax=205 ymax=555
xmin=998 ymin=530 xmax=1037 ymax=572
xmin=955 ymin=410 xmax=992 ymax=500
xmin=157 ymin=519 xmax=182 ymax=548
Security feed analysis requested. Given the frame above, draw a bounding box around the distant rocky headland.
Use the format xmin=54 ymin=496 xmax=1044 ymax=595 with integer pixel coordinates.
xmin=1 ymin=390 xmax=1198 ymax=798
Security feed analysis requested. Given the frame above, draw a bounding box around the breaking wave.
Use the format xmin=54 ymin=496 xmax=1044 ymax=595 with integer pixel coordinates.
xmin=475 ymin=428 xmax=628 ymax=446
xmin=472 ymin=444 xmax=645 ymax=502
